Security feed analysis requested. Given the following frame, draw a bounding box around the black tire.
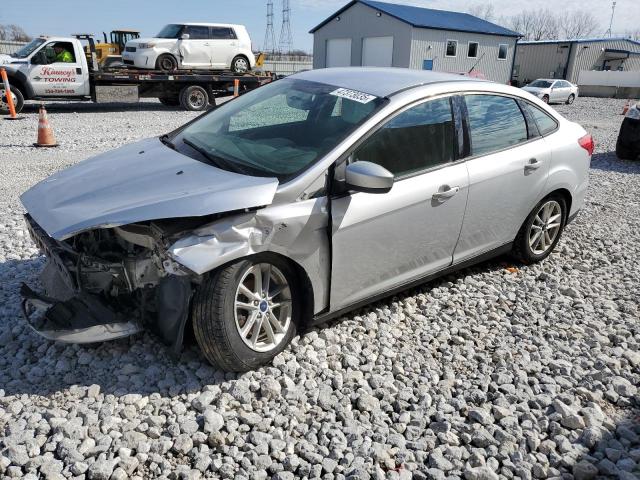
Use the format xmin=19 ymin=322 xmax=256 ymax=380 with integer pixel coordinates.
xmin=616 ymin=143 xmax=638 ymax=161
xmin=156 ymin=53 xmax=178 ymax=72
xmin=192 ymin=256 xmax=300 ymax=372
xmin=0 ymin=86 xmax=24 ymax=114
xmin=513 ymin=194 xmax=567 ymax=264
xmin=231 ymin=55 xmax=250 ymax=74
xmin=542 ymin=95 xmax=550 ymax=104
xmin=566 ymin=94 xmax=575 ymax=105
xmin=158 ymin=96 xmax=180 ymax=107
xmin=179 ymin=85 xmax=209 ymax=111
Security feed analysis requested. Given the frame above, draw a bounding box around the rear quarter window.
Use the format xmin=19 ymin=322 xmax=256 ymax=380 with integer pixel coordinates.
xmin=526 ymin=104 xmax=559 ymax=136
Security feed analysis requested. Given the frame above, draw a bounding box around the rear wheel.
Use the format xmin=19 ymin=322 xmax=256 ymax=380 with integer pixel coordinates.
xmin=0 ymin=86 xmax=24 ymax=114
xmin=192 ymin=256 xmax=299 ymax=371
xmin=513 ymin=195 xmax=567 ymax=264
xmin=179 ymin=85 xmax=209 ymax=111
xmin=231 ymin=55 xmax=250 ymax=74
xmin=156 ymin=53 xmax=178 ymax=72
xmin=566 ymin=94 xmax=575 ymax=105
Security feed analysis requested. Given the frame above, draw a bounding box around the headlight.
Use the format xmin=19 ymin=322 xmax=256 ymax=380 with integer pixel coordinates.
xmin=626 ymin=106 xmax=640 ymax=120
xmin=137 ymin=43 xmax=156 ymax=49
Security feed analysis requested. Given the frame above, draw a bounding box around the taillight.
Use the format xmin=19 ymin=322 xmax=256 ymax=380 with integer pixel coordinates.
xmin=578 ymin=134 xmax=594 ymax=156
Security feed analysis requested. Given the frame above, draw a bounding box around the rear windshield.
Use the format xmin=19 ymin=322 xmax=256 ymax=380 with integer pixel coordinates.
xmin=156 ymin=24 xmax=184 ymax=38
xmin=173 ymin=78 xmax=387 ymax=181
xmin=529 ymin=80 xmax=553 ymax=88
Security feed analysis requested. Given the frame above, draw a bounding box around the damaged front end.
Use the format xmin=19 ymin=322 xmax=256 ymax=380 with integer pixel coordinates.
xmin=21 ymin=215 xmax=195 ymax=351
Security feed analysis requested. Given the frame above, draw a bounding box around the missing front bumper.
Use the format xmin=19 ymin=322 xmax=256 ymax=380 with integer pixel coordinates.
xmin=20 ymin=283 xmax=143 ymax=344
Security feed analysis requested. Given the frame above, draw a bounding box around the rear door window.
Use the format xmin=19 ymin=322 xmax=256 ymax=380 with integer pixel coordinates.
xmin=464 ymin=94 xmax=528 ymax=156
xmin=526 ymin=104 xmax=559 ymax=136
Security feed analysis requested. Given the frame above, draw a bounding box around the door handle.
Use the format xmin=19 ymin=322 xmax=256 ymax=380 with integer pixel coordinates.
xmin=432 ymin=186 xmax=460 ymax=202
xmin=525 ymin=158 xmax=541 ymax=171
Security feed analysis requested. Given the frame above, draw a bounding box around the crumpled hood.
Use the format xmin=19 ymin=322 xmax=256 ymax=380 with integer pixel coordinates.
xmin=21 ymin=138 xmax=279 ymax=240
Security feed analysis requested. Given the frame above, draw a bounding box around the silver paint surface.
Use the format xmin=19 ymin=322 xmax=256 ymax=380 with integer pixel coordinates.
xmin=20 ymin=138 xmax=279 ymax=240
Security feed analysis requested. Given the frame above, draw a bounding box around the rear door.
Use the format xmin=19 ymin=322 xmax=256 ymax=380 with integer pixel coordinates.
xmin=454 ymin=94 xmax=551 ymax=262
xmin=180 ymin=25 xmax=212 ymax=68
xmin=330 ymin=96 xmax=469 ymax=310
xmin=209 ymin=27 xmax=238 ymax=69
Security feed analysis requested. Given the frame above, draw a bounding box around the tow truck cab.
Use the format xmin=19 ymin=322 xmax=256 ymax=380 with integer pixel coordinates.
xmin=2 ymin=36 xmax=91 ymax=101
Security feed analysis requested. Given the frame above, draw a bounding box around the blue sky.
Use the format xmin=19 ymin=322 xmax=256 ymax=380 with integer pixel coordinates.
xmin=2 ymin=0 xmax=636 ymax=52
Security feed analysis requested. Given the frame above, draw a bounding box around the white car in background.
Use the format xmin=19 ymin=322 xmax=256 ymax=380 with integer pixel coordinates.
xmin=122 ymin=23 xmax=256 ymax=73
xmin=522 ymin=79 xmax=579 ymax=105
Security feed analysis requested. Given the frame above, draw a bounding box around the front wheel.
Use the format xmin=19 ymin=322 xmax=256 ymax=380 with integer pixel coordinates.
xmin=513 ymin=195 xmax=567 ymax=264
xmin=0 ymin=86 xmax=24 ymax=114
xmin=542 ymin=95 xmax=550 ymax=104
xmin=566 ymin=94 xmax=575 ymax=105
xmin=156 ymin=53 xmax=178 ymax=72
xmin=192 ymin=257 xmax=299 ymax=371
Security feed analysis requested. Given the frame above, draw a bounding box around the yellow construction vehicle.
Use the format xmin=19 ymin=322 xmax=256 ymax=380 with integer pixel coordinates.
xmin=93 ymin=30 xmax=140 ymax=67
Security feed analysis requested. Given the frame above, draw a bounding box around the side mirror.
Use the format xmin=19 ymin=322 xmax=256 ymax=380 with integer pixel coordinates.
xmin=31 ymin=51 xmax=46 ymax=65
xmin=180 ymin=33 xmax=190 ymax=40
xmin=345 ymin=161 xmax=394 ymax=194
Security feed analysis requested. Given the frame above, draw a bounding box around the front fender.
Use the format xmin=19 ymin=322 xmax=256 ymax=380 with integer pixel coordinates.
xmin=168 ymin=198 xmax=331 ymax=314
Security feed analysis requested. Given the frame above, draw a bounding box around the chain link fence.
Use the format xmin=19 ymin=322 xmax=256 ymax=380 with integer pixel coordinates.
xmin=0 ymin=40 xmax=26 ymax=55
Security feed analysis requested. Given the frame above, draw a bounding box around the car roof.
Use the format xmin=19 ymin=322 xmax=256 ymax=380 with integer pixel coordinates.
xmin=291 ymin=67 xmax=487 ymax=98
xmin=178 ymin=23 xmax=245 ymax=28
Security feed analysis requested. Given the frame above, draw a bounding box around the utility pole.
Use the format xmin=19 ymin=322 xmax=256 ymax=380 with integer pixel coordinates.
xmin=264 ymin=0 xmax=276 ymax=54
xmin=605 ymin=1 xmax=616 ymax=37
xmin=279 ymin=0 xmax=293 ymax=54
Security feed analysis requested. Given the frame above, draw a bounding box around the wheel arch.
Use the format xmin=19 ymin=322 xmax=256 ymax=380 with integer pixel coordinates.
xmin=232 ymin=54 xmax=251 ymax=70
xmin=5 ymin=70 xmax=32 ymax=98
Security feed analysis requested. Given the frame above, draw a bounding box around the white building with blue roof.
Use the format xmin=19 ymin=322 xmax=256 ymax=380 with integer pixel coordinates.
xmin=310 ymin=0 xmax=521 ymax=84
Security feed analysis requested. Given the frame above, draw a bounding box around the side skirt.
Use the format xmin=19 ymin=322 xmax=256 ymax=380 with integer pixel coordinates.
xmin=310 ymin=242 xmax=513 ymax=327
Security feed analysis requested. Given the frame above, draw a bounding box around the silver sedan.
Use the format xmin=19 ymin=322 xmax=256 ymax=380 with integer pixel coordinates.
xmin=522 ymin=78 xmax=579 ymax=104
xmin=20 ymin=68 xmax=592 ymax=371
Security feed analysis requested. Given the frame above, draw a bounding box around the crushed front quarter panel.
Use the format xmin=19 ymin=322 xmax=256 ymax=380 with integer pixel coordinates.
xmin=20 ymin=138 xmax=279 ymax=240
xmin=169 ymin=197 xmax=331 ymax=314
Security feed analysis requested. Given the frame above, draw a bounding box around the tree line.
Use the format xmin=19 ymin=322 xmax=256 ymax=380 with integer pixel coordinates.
xmin=468 ymin=4 xmax=600 ymax=41
xmin=0 ymin=24 xmax=31 ymax=42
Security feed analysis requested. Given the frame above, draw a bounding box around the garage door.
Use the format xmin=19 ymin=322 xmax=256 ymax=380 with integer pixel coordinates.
xmin=362 ymin=36 xmax=394 ymax=67
xmin=326 ymin=38 xmax=352 ymax=67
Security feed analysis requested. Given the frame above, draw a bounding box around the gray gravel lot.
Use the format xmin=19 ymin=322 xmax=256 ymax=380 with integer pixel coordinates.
xmin=0 ymin=97 xmax=639 ymax=480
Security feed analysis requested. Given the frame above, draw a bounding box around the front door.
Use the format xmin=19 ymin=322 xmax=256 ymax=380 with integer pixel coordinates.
xmin=330 ymin=96 xmax=469 ymax=310
xmin=454 ymin=94 xmax=551 ymax=261
xmin=29 ymin=41 xmax=88 ymax=97
xmin=179 ymin=25 xmax=212 ymax=68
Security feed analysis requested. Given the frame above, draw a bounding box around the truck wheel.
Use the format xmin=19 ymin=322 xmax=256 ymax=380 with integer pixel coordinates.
xmin=159 ymin=96 xmax=180 ymax=107
xmin=0 ymin=87 xmax=24 ymax=114
xmin=179 ymin=85 xmax=209 ymax=111
xmin=156 ymin=54 xmax=178 ymax=72
xmin=231 ymin=55 xmax=250 ymax=74
xmin=192 ymin=256 xmax=299 ymax=371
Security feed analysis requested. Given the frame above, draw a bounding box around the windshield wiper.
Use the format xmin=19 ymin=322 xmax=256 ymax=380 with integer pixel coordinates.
xmin=182 ymin=138 xmax=247 ymax=174
xmin=159 ymin=134 xmax=176 ymax=150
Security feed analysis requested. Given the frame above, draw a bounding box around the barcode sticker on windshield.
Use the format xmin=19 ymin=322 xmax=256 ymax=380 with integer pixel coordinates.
xmin=330 ymin=88 xmax=377 ymax=104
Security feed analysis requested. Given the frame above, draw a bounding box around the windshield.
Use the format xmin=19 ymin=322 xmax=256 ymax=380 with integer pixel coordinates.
xmin=529 ymin=80 xmax=553 ymax=88
xmin=173 ymin=78 xmax=387 ymax=181
xmin=12 ymin=38 xmax=46 ymax=58
xmin=156 ymin=24 xmax=184 ymax=39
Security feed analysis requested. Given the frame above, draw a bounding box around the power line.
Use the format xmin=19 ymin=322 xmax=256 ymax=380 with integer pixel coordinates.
xmin=279 ymin=0 xmax=293 ymax=53
xmin=263 ymin=0 xmax=276 ymax=54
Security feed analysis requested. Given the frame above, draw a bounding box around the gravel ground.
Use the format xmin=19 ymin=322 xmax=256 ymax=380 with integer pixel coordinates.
xmin=0 ymin=97 xmax=639 ymax=480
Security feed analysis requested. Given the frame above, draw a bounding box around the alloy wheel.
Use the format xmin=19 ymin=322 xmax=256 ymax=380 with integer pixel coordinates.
xmin=529 ymin=200 xmax=562 ymax=255
xmin=234 ymin=263 xmax=292 ymax=353
xmin=234 ymin=58 xmax=249 ymax=73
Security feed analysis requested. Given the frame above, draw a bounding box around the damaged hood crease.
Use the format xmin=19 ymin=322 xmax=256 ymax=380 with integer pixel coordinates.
xmin=21 ymin=138 xmax=279 ymax=240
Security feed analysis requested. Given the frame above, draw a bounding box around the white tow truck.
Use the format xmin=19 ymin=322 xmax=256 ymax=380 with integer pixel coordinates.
xmin=0 ymin=35 xmax=272 ymax=113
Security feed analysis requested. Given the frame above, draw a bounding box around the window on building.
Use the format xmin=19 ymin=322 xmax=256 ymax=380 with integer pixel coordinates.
xmin=467 ymin=41 xmax=479 ymax=58
xmin=446 ymin=40 xmax=458 ymax=57
xmin=464 ymin=94 xmax=528 ymax=156
xmin=498 ymin=44 xmax=508 ymax=60
xmin=353 ymin=97 xmax=455 ymax=177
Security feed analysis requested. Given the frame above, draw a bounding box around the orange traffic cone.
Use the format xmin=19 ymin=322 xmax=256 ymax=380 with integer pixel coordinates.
xmin=622 ymin=100 xmax=631 ymax=115
xmin=34 ymin=104 xmax=57 ymax=147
